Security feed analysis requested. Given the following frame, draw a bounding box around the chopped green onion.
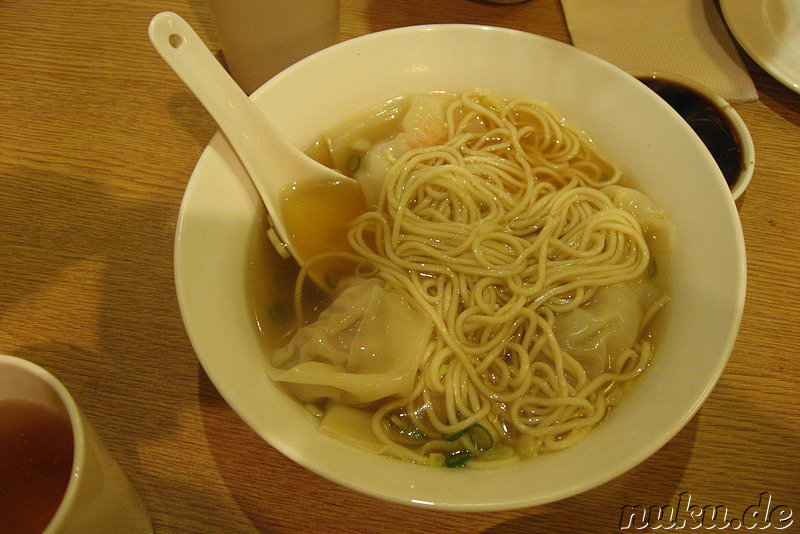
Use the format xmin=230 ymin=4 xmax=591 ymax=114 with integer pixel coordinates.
xmin=470 ymin=423 xmax=494 ymax=452
xmin=389 ymin=414 xmax=428 ymax=440
xmin=426 ymin=453 xmax=445 ymax=467
xmin=445 ymin=451 xmax=472 ymax=468
xmin=446 ymin=427 xmax=469 ymax=443
xmin=349 ymin=138 xmax=371 ymax=153
xmin=346 ymin=154 xmax=362 ymax=173
xmin=649 ymin=258 xmax=658 ymax=278
xmin=445 ymin=423 xmax=494 ymax=451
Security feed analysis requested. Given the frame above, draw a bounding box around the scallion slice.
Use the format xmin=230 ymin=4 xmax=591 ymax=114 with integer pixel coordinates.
xmin=445 ymin=451 xmax=472 ymax=468
xmin=346 ymin=154 xmax=362 ymax=173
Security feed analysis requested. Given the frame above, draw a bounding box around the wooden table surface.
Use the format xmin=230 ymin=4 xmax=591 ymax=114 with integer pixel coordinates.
xmin=1 ymin=0 xmax=798 ymax=532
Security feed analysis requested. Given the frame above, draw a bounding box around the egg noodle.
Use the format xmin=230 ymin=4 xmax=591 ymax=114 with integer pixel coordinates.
xmin=291 ymin=90 xmax=668 ymax=467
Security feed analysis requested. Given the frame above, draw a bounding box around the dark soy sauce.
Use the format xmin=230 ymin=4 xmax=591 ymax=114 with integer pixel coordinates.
xmin=638 ymin=76 xmax=743 ymax=187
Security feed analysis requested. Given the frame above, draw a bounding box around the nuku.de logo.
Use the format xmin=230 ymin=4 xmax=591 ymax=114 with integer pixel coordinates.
xmin=619 ymin=492 xmax=793 ymax=530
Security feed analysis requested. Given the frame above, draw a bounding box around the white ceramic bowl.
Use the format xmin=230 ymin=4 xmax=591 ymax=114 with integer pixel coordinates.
xmin=174 ymin=24 xmax=746 ymax=510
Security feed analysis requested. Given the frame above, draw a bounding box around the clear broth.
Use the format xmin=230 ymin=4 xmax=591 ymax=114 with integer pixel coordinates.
xmin=281 ymin=178 xmax=368 ymax=291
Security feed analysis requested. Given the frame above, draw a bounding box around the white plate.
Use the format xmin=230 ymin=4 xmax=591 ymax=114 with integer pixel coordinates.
xmin=721 ymin=0 xmax=800 ymax=94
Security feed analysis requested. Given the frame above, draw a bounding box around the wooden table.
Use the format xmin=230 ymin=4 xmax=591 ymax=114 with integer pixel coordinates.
xmin=1 ymin=1 xmax=798 ymax=532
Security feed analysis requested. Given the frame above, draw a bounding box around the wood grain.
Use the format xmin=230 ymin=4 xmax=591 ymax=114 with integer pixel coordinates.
xmin=1 ymin=0 xmax=798 ymax=532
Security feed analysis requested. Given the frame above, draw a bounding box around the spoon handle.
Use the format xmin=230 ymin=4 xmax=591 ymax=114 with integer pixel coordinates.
xmin=148 ymin=12 xmax=338 ymax=235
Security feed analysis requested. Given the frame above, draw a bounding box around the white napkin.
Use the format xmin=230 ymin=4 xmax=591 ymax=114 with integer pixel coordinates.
xmin=561 ymin=0 xmax=758 ymax=102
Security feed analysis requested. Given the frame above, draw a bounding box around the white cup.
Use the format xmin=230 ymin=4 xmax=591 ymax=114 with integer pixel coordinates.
xmin=208 ymin=0 xmax=340 ymax=94
xmin=0 ymin=355 xmax=153 ymax=534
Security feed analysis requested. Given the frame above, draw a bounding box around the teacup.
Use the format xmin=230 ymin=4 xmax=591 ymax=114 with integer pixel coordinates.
xmin=0 ymin=355 xmax=153 ymax=534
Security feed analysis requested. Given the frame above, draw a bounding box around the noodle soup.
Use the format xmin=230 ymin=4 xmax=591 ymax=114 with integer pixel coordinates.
xmin=252 ymin=91 xmax=672 ymax=469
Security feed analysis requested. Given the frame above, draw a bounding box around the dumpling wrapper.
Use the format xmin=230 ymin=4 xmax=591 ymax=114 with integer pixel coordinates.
xmin=553 ymin=283 xmax=649 ymax=378
xmin=268 ymin=278 xmax=433 ymax=405
xmin=602 ymin=184 xmax=674 ymax=252
xmin=357 ymin=93 xmax=451 ymax=206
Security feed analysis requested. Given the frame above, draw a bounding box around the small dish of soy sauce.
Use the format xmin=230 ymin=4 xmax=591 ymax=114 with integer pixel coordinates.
xmin=631 ymin=71 xmax=754 ymax=200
